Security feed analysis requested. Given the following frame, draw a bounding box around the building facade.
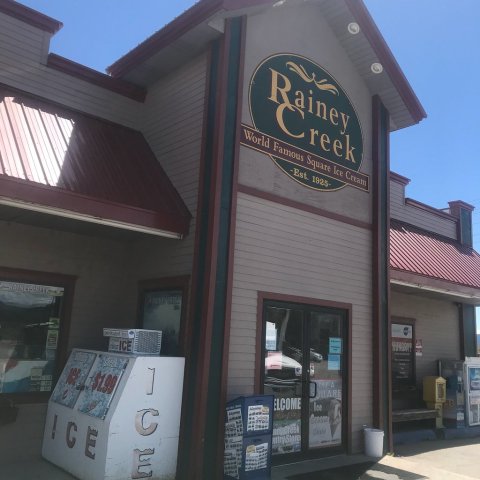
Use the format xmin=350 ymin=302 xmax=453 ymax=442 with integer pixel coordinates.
xmin=0 ymin=1 xmax=478 ymax=479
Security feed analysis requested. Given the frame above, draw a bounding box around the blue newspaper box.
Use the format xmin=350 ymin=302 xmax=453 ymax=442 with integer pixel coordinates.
xmin=225 ymin=395 xmax=274 ymax=436
xmin=224 ymin=395 xmax=274 ymax=479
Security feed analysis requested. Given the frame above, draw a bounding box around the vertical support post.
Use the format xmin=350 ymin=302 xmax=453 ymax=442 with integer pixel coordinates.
xmin=372 ymin=95 xmax=392 ymax=452
xmin=179 ymin=16 xmax=245 ymax=480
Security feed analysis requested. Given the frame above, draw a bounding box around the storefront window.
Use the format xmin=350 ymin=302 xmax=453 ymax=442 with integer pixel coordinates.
xmin=140 ymin=289 xmax=183 ymax=356
xmin=391 ymin=322 xmax=415 ymax=387
xmin=0 ymin=280 xmax=64 ymax=394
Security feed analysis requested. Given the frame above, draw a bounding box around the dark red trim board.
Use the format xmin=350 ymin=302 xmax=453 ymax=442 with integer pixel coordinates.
xmin=238 ymin=184 xmax=372 ymax=231
xmin=0 ymin=176 xmax=189 ymax=236
xmin=0 ymin=0 xmax=62 ymax=34
xmin=47 ymin=54 xmax=146 ymax=102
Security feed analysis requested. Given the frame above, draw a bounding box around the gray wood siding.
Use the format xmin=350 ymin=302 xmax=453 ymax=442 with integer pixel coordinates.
xmin=0 ymin=12 xmax=141 ymax=127
xmin=390 ymin=180 xmax=457 ymax=239
xmin=0 ymin=221 xmax=133 ymax=352
xmin=391 ymin=290 xmax=460 ymax=390
xmin=229 ymin=192 xmax=373 ymax=452
xmin=131 ymin=53 xmax=207 ymax=280
xmin=0 ymin=221 xmax=135 ymax=464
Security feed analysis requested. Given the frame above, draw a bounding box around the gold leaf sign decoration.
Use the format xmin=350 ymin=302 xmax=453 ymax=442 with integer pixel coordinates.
xmin=286 ymin=61 xmax=339 ymax=95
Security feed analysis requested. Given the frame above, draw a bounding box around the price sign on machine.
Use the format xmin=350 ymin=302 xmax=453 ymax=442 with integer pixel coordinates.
xmin=77 ymin=354 xmax=129 ymax=419
xmin=51 ymin=350 xmax=97 ymax=408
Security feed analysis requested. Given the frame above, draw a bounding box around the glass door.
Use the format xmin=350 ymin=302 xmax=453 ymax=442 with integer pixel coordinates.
xmin=263 ymin=301 xmax=347 ymax=459
xmin=307 ymin=311 xmax=344 ymax=450
xmin=264 ymin=305 xmax=303 ymax=455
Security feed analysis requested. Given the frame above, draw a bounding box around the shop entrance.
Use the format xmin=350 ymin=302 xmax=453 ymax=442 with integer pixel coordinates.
xmin=262 ymin=300 xmax=347 ymax=461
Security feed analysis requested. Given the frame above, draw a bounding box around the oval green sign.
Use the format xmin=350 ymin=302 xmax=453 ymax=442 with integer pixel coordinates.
xmin=248 ymin=54 xmax=365 ymax=192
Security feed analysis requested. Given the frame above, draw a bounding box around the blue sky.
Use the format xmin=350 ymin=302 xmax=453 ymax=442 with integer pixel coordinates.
xmin=17 ymin=0 xmax=480 ymax=328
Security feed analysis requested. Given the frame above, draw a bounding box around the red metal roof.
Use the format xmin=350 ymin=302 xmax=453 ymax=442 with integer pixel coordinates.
xmin=0 ymin=88 xmax=190 ymax=237
xmin=390 ymin=220 xmax=480 ymax=290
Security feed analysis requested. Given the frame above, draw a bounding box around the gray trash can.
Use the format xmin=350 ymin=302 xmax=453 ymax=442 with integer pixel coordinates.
xmin=363 ymin=428 xmax=384 ymax=457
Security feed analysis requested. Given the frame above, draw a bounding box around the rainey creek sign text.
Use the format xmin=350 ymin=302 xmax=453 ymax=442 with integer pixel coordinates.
xmin=243 ymin=54 xmax=368 ymax=192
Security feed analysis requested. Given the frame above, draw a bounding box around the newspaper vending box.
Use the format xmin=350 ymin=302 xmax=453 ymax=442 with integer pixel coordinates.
xmin=224 ymin=394 xmax=274 ymax=479
xmin=438 ymin=359 xmax=466 ymax=428
xmin=464 ymin=357 xmax=480 ymax=427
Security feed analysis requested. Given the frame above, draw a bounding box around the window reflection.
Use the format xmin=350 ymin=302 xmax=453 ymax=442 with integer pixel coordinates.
xmin=141 ymin=289 xmax=182 ymax=356
xmin=0 ymin=281 xmax=63 ymax=394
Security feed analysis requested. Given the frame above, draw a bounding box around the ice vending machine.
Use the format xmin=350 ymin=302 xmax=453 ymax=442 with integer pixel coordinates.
xmin=42 ymin=348 xmax=184 ymax=480
xmin=464 ymin=357 xmax=480 ymax=427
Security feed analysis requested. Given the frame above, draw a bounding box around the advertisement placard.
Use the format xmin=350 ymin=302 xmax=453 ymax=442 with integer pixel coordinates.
xmin=77 ymin=354 xmax=129 ymax=419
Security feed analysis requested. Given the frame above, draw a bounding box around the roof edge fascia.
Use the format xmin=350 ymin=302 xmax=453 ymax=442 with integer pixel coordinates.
xmin=0 ymin=175 xmax=190 ymax=238
xmin=106 ymin=0 xmax=224 ymax=77
xmin=0 ymin=0 xmax=62 ymax=34
xmin=391 ymin=270 xmax=480 ymax=304
xmin=47 ymin=54 xmax=146 ymax=102
xmin=106 ymin=0 xmax=426 ymax=127
xmin=344 ymin=0 xmax=426 ymax=125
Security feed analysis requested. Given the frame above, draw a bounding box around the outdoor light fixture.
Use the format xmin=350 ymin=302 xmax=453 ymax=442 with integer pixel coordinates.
xmin=272 ymin=0 xmax=286 ymax=6
xmin=371 ymin=62 xmax=383 ymax=74
xmin=347 ymin=22 xmax=360 ymax=34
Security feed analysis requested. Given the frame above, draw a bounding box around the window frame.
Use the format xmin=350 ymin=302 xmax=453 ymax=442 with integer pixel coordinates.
xmin=137 ymin=276 xmax=190 ymax=356
xmin=0 ymin=267 xmax=76 ymax=404
xmin=391 ymin=317 xmax=416 ymax=390
xmin=256 ymin=292 xmax=353 ymax=459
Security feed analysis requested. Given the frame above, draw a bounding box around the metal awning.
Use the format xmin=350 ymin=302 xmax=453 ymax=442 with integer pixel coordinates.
xmin=390 ymin=220 xmax=480 ymax=304
xmin=0 ymin=88 xmax=190 ymax=238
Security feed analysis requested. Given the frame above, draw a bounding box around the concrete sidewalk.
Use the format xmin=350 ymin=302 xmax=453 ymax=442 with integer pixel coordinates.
xmin=3 ymin=436 xmax=480 ymax=479
xmin=271 ymin=437 xmax=480 ymax=480
xmin=383 ymin=437 xmax=480 ymax=479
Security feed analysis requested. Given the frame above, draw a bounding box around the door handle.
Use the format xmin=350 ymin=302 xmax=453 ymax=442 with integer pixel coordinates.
xmin=294 ymin=381 xmax=303 ymax=397
xmin=309 ymin=381 xmax=317 ymax=399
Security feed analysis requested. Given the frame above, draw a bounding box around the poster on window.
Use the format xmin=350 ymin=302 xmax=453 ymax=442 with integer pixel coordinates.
xmin=309 ymin=379 xmax=342 ymax=448
xmin=271 ymin=395 xmax=302 ymax=455
xmin=391 ymin=323 xmax=414 ymax=386
xmin=77 ymin=354 xmax=129 ymax=419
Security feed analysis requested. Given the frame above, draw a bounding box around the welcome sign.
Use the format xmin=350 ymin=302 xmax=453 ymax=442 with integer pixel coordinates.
xmin=241 ymin=54 xmax=368 ymax=192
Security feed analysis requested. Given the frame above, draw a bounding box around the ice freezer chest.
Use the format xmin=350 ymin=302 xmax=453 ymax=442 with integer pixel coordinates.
xmin=42 ymin=349 xmax=184 ymax=480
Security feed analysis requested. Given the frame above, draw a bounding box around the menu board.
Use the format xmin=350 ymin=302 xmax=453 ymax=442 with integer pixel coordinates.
xmin=391 ymin=323 xmax=414 ymax=386
xmin=51 ymin=350 xmax=97 ymax=408
xmin=77 ymin=354 xmax=129 ymax=419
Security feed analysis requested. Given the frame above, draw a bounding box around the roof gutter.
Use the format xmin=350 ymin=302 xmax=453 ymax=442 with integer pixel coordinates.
xmin=391 ymin=278 xmax=480 ymax=303
xmin=0 ymin=197 xmax=183 ymax=239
